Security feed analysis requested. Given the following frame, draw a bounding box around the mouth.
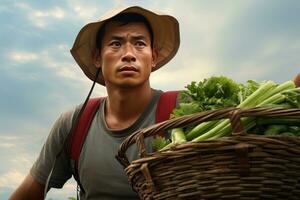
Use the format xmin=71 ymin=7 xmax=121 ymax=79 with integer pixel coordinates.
xmin=118 ymin=66 xmax=138 ymax=72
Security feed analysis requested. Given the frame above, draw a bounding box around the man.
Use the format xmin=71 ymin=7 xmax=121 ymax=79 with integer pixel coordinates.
xmin=9 ymin=6 xmax=180 ymax=200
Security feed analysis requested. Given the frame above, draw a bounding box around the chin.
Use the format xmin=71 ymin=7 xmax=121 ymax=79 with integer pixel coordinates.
xmin=117 ymin=79 xmax=150 ymax=89
xmin=118 ymin=82 xmax=143 ymax=89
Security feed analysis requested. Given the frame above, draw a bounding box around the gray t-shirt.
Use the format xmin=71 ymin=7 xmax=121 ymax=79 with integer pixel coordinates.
xmin=30 ymin=90 xmax=164 ymax=200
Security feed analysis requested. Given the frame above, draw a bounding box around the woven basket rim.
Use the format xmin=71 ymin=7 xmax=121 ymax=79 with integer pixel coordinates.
xmin=116 ymin=107 xmax=300 ymax=168
xmin=128 ymin=134 xmax=300 ymax=166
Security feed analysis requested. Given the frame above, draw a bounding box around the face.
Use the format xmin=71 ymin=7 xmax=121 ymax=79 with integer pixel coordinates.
xmin=95 ymin=21 xmax=157 ymax=88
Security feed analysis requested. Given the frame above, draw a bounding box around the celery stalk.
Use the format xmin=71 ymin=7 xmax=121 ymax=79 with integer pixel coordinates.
xmin=187 ymin=81 xmax=276 ymax=141
xmin=161 ymin=80 xmax=298 ymax=151
xmin=237 ymin=81 xmax=276 ymax=108
xmin=171 ymin=128 xmax=186 ymax=144
xmin=192 ymin=81 xmax=294 ymax=142
xmin=186 ymin=121 xmax=218 ymax=140
xmin=159 ymin=128 xmax=186 ymax=151
xmin=256 ymin=80 xmax=295 ymax=103
xmin=192 ymin=119 xmax=230 ymax=142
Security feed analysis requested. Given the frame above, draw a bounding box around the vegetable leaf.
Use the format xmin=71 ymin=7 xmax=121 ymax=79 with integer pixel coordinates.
xmin=152 ymin=136 xmax=171 ymax=151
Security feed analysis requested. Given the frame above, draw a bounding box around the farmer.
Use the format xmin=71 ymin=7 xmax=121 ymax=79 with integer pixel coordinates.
xmin=9 ymin=6 xmax=180 ymax=200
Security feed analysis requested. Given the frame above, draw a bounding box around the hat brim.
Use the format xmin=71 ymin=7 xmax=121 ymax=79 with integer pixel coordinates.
xmin=70 ymin=6 xmax=180 ymax=85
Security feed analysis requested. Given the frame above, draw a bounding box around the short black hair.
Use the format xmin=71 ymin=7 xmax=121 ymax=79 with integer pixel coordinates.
xmin=96 ymin=12 xmax=154 ymax=49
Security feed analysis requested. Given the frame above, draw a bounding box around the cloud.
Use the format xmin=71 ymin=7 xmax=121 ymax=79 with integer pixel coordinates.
xmin=147 ymin=0 xmax=257 ymax=87
xmin=66 ymin=0 xmax=101 ymax=22
xmin=151 ymin=54 xmax=217 ymax=90
xmin=5 ymin=43 xmax=107 ymax=99
xmin=35 ymin=7 xmax=65 ymax=19
xmin=0 ymin=143 xmax=16 ymax=148
xmin=38 ymin=48 xmax=82 ymax=80
xmin=0 ymin=135 xmax=41 ymax=191
xmin=73 ymin=5 xmax=99 ymax=21
xmin=6 ymin=46 xmax=83 ymax=82
xmin=0 ymin=136 xmax=21 ymax=140
xmin=0 ymin=136 xmax=22 ymax=149
xmin=65 ymin=0 xmax=134 ymax=23
xmin=0 ymin=170 xmax=25 ymax=188
xmin=0 ymin=130 xmax=77 ymax=197
xmin=153 ymin=0 xmax=250 ymax=46
xmin=151 ymin=0 xmax=299 ymax=84
xmin=0 ymin=158 xmax=77 ymax=199
xmin=47 ymin=180 xmax=77 ymax=199
xmin=13 ymin=2 xmax=65 ymax=28
xmin=8 ymin=51 xmax=38 ymax=63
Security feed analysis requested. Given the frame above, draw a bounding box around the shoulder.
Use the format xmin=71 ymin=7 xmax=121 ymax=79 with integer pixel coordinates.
xmin=48 ymin=104 xmax=83 ymax=141
xmin=57 ymin=104 xmax=82 ymax=127
xmin=158 ymin=90 xmax=182 ymax=105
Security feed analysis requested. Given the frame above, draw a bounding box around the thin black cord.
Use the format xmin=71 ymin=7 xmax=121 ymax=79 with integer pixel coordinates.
xmin=77 ymin=184 xmax=81 ymax=200
xmin=44 ymin=69 xmax=101 ymax=200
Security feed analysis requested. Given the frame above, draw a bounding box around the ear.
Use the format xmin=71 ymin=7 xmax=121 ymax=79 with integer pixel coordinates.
xmin=151 ymin=46 xmax=159 ymax=69
xmin=92 ymin=49 xmax=102 ymax=68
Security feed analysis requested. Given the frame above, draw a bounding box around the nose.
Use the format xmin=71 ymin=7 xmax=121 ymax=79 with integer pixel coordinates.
xmin=121 ymin=43 xmax=136 ymax=63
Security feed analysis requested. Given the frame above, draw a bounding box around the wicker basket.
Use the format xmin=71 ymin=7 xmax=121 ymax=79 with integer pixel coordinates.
xmin=116 ymin=107 xmax=300 ymax=200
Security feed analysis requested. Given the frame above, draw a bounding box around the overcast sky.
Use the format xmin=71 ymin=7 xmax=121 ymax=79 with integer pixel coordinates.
xmin=1 ymin=0 xmax=299 ymax=199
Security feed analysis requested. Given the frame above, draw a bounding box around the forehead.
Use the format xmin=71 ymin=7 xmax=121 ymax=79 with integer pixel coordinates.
xmin=103 ymin=22 xmax=151 ymax=39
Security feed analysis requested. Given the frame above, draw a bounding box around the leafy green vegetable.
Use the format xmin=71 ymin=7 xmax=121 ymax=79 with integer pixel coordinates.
xmin=179 ymin=76 xmax=242 ymax=112
xmin=153 ymin=76 xmax=300 ymax=151
xmin=192 ymin=80 xmax=298 ymax=142
xmin=171 ymin=102 xmax=201 ymax=118
xmin=250 ymin=118 xmax=300 ymax=136
xmin=152 ymin=136 xmax=171 ymax=151
xmin=289 ymin=126 xmax=300 ymax=136
xmin=238 ymin=80 xmax=260 ymax=103
xmin=264 ymin=125 xmax=288 ymax=135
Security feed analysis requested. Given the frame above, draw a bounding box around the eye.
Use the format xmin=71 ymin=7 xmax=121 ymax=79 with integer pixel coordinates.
xmin=109 ymin=41 xmax=121 ymax=48
xmin=135 ymin=41 xmax=146 ymax=47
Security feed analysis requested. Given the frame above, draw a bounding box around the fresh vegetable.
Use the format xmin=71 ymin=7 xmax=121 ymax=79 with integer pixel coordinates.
xmin=171 ymin=76 xmax=243 ymax=118
xmin=152 ymin=128 xmax=186 ymax=151
xmin=192 ymin=81 xmax=297 ymax=142
xmin=171 ymin=128 xmax=186 ymax=145
xmin=152 ymin=76 xmax=300 ymax=151
xmin=152 ymin=136 xmax=171 ymax=151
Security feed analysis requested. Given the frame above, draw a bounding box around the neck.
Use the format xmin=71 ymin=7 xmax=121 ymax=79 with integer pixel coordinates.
xmin=104 ymin=83 xmax=154 ymax=129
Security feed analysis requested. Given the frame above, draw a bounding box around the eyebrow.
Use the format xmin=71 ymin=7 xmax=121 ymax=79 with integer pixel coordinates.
xmin=132 ymin=35 xmax=147 ymax=41
xmin=109 ymin=35 xmax=148 ymax=41
xmin=109 ymin=36 xmax=123 ymax=41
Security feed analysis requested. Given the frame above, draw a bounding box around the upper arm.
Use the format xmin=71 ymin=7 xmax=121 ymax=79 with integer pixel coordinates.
xmin=9 ymin=106 xmax=82 ymax=200
xmin=8 ymin=174 xmax=45 ymax=200
xmin=30 ymin=108 xmax=78 ymax=189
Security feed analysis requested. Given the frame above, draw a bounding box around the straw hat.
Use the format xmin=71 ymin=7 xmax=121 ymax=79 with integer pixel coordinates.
xmin=70 ymin=6 xmax=180 ymax=85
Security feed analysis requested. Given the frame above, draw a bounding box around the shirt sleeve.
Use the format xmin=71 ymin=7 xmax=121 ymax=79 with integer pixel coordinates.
xmin=30 ymin=106 xmax=80 ymax=188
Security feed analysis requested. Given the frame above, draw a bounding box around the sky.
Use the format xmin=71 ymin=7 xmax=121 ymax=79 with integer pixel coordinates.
xmin=0 ymin=0 xmax=299 ymax=199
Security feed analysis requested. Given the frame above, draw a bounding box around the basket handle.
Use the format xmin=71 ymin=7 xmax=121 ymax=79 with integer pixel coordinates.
xmin=116 ymin=107 xmax=300 ymax=168
xmin=229 ymin=109 xmax=246 ymax=136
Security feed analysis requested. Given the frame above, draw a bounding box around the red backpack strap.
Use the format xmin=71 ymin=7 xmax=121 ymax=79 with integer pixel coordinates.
xmin=68 ymin=97 xmax=103 ymax=193
xmin=68 ymin=92 xmax=178 ymax=190
xmin=156 ymin=91 xmax=179 ymax=123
